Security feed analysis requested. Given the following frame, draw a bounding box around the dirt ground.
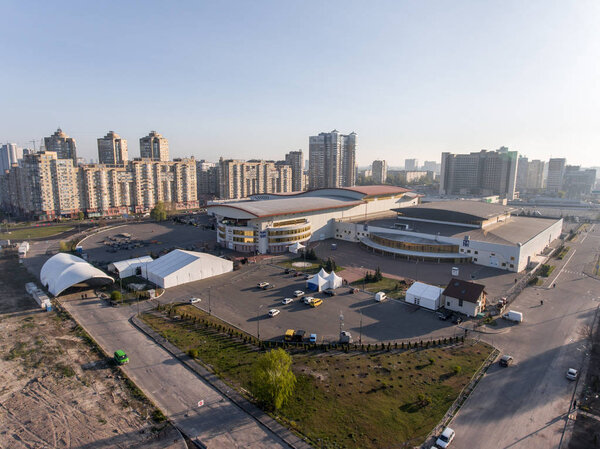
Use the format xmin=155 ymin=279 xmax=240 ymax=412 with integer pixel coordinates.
xmin=569 ymin=311 xmax=600 ymax=449
xmin=0 ymin=250 xmax=182 ymax=449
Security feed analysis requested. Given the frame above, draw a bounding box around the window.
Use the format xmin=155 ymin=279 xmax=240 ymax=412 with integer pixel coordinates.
xmin=510 ymin=264 xmax=514 ymax=268
xmin=467 ymin=250 xmax=471 ymax=253
xmin=447 ymin=301 xmax=450 ymax=306
xmin=502 ymin=263 xmax=506 ymax=267
xmin=459 ymin=299 xmax=463 ymax=307
xmin=510 ymin=256 xmax=515 ymax=261
xmin=474 ymin=258 xmax=478 ymax=262
xmin=474 ymin=251 xmax=478 ymax=254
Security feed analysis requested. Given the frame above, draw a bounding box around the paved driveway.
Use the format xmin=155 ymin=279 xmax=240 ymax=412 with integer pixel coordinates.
xmin=61 ymin=298 xmax=289 ymax=449
xmin=447 ymin=224 xmax=600 ymax=449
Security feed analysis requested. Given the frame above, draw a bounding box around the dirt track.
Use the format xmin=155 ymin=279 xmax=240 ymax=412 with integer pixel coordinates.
xmin=0 ymin=250 xmax=182 ymax=449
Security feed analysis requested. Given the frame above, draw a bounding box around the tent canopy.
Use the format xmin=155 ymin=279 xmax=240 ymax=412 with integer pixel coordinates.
xmin=41 ymin=253 xmax=114 ymax=296
xmin=407 ymin=282 xmax=444 ymax=301
xmin=108 ymin=256 xmax=153 ymax=278
xmin=307 ymin=273 xmax=328 ymax=291
xmin=144 ymin=249 xmax=233 ymax=289
xmin=325 ymin=271 xmax=343 ymax=289
xmin=288 ymin=242 xmax=306 ymax=254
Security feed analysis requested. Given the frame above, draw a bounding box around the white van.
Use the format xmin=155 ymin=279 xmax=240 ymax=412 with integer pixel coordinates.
xmin=375 ymin=292 xmax=387 ymax=302
xmin=503 ymin=310 xmax=523 ymax=323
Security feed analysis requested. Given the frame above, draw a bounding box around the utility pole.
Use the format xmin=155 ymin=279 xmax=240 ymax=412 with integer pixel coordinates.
xmin=208 ymin=288 xmax=212 ymax=315
xmin=359 ymin=309 xmax=363 ymax=345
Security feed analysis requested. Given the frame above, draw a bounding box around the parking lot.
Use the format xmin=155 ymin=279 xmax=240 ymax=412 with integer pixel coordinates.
xmin=159 ymin=263 xmax=463 ymax=344
xmin=80 ymin=221 xmax=217 ymax=265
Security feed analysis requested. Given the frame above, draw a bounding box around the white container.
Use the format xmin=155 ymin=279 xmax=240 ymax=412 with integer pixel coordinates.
xmin=375 ymin=291 xmax=387 ymax=302
xmin=503 ymin=310 xmax=523 ymax=323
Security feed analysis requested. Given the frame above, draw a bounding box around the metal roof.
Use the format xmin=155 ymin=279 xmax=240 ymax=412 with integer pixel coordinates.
xmin=396 ymin=200 xmax=516 ymax=223
xmin=41 ymin=253 xmax=114 ymax=296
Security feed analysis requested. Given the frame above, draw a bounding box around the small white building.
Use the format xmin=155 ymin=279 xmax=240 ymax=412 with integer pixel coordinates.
xmin=143 ymin=249 xmax=233 ymax=289
xmin=442 ymin=278 xmax=487 ymax=317
xmin=108 ymin=256 xmax=154 ymax=279
xmin=405 ymin=282 xmax=443 ymax=310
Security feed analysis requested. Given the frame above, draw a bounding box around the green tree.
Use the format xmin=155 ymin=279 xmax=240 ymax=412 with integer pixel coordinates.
xmin=77 ymin=211 xmax=84 ymax=220
xmin=150 ymin=201 xmax=167 ymax=221
xmin=251 ymin=348 xmax=296 ymax=410
xmin=110 ymin=290 xmax=122 ymax=302
xmin=374 ymin=266 xmax=383 ymax=281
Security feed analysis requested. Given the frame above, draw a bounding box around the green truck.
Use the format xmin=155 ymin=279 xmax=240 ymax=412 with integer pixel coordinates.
xmin=114 ymin=350 xmax=129 ymax=365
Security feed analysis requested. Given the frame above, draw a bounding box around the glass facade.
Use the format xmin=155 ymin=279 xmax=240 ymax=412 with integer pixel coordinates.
xmin=370 ymin=234 xmax=459 ymax=254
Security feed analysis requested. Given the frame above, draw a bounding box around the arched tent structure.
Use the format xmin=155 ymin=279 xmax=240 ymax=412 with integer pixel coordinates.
xmin=307 ymin=274 xmax=328 ymax=292
xmin=41 ymin=253 xmax=114 ymax=297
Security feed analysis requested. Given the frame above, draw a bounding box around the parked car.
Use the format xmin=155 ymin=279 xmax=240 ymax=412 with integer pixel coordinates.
xmin=114 ymin=350 xmax=129 ymax=365
xmin=268 ymin=309 xmax=280 ymax=317
xmin=499 ymin=355 xmax=513 ymax=367
xmin=339 ymin=331 xmax=353 ymax=344
xmin=437 ymin=311 xmax=452 ymax=321
xmin=257 ymin=282 xmax=269 ymax=289
xmin=284 ymin=268 xmax=291 ymax=274
xmin=310 ymin=298 xmax=323 ymax=307
xmin=375 ymin=291 xmax=387 ymax=302
xmin=323 ymin=289 xmax=336 ymax=296
xmin=309 ymin=333 xmax=317 ymax=343
xmin=436 ymin=427 xmax=455 ymax=448
xmin=282 ymin=297 xmax=293 ymax=305
xmin=284 ymin=329 xmax=295 ymax=342
xmin=263 ymin=283 xmax=275 ymax=290
xmin=189 ymin=297 xmax=201 ymax=304
xmin=566 ymin=368 xmax=578 ymax=381
xmin=348 ymin=287 xmax=359 ymax=294
xmin=303 ymin=296 xmax=315 ymax=305
xmin=294 ymin=290 xmax=305 ymax=297
xmin=304 ymin=274 xmax=311 ymax=280
xmin=503 ymin=310 xmax=523 ymax=323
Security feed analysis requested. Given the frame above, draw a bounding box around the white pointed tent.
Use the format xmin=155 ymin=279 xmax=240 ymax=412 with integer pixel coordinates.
xmin=307 ymin=273 xmax=328 ymax=292
xmin=288 ymin=242 xmax=306 ymax=254
xmin=317 ymin=268 xmax=328 ymax=278
xmin=325 ymin=271 xmax=343 ymax=289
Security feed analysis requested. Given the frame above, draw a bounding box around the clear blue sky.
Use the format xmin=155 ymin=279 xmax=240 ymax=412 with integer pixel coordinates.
xmin=1 ymin=0 xmax=599 ymax=167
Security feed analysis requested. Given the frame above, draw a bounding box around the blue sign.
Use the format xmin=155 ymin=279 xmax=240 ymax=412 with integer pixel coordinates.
xmin=462 ymin=236 xmax=470 ymax=247
xmin=259 ymin=231 xmax=267 ymax=238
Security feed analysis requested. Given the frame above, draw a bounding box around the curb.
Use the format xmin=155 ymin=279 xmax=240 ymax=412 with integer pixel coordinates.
xmin=130 ymin=315 xmax=312 ymax=449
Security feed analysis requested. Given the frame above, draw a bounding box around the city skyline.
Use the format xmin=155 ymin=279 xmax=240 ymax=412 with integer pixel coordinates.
xmin=2 ymin=1 xmax=599 ymax=167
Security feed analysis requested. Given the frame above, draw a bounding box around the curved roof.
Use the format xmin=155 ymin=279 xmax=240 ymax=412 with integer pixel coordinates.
xmin=41 ymin=253 xmax=114 ymax=296
xmin=395 ymin=200 xmax=516 ymax=224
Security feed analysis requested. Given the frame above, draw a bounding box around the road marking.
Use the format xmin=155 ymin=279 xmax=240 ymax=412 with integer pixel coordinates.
xmin=547 ymin=249 xmax=577 ymax=287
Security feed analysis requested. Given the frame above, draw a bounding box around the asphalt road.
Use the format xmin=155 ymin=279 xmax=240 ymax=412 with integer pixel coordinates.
xmin=61 ymin=298 xmax=289 ymax=449
xmin=448 ymin=224 xmax=600 ymax=449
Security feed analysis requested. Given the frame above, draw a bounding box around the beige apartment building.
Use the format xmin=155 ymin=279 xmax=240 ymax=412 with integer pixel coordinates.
xmin=217 ymin=158 xmax=292 ymax=199
xmin=97 ymin=131 xmax=128 ymax=165
xmin=0 ymin=153 xmax=197 ymax=219
xmin=139 ymin=131 xmax=169 ymax=161
xmin=44 ymin=128 xmax=78 ymax=163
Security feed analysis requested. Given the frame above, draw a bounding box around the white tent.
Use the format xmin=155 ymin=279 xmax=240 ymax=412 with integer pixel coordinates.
xmin=288 ymin=242 xmax=306 ymax=254
xmin=317 ymin=268 xmax=329 ymax=278
xmin=307 ymin=274 xmax=328 ymax=292
xmin=405 ymin=282 xmax=443 ymax=310
xmin=144 ymin=249 xmax=233 ymax=289
xmin=108 ymin=256 xmax=154 ymax=278
xmin=325 ymin=271 xmax=343 ymax=289
xmin=41 ymin=253 xmax=114 ymax=296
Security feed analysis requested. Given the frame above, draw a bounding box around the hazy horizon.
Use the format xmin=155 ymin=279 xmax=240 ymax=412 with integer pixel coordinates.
xmin=1 ymin=1 xmax=599 ymax=167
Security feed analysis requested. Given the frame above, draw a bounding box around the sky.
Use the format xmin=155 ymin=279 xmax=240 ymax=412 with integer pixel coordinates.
xmin=1 ymin=0 xmax=599 ymax=167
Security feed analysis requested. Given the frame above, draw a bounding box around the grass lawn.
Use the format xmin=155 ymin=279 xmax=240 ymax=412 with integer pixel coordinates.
xmin=0 ymin=224 xmax=74 ymax=240
xmin=142 ymin=305 xmax=492 ymax=448
xmin=350 ymin=276 xmax=410 ymax=299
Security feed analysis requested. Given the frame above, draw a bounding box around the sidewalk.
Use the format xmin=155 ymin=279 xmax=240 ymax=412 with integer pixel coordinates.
xmin=132 ymin=314 xmax=312 ymax=449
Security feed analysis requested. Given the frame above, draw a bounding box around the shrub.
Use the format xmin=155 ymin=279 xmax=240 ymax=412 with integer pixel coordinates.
xmin=110 ymin=290 xmax=122 ymax=302
xmin=188 ymin=348 xmax=199 ymax=358
xmin=453 ymin=365 xmax=462 ymax=375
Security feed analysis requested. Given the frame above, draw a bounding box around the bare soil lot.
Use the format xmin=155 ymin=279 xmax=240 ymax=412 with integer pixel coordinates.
xmin=0 ymin=251 xmax=180 ymax=449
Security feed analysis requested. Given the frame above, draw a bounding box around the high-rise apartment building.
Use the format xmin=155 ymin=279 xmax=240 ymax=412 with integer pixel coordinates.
xmin=97 ymin=131 xmax=128 ymax=165
xmin=562 ymin=166 xmax=596 ymax=199
xmin=284 ymin=150 xmax=304 ymax=191
xmin=439 ymin=148 xmax=518 ymax=199
xmin=372 ymin=160 xmax=387 ymax=184
xmin=546 ymin=158 xmax=566 ymax=193
xmin=422 ymin=160 xmax=439 ymax=173
xmin=196 ymin=160 xmax=218 ymax=198
xmin=44 ymin=128 xmax=77 ymax=163
xmin=308 ymin=130 xmax=356 ymax=189
xmin=516 ymin=156 xmax=529 ymax=193
xmin=404 ymin=159 xmax=419 ymax=171
xmin=139 ymin=131 xmax=169 ymax=161
xmin=526 ymin=160 xmax=545 ymax=191
xmin=218 ymin=159 xmax=292 ymax=199
xmin=0 ymin=143 xmax=23 ymax=173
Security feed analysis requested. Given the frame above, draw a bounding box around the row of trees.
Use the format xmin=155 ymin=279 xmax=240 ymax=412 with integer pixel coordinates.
xmin=364 ymin=267 xmax=383 ymax=283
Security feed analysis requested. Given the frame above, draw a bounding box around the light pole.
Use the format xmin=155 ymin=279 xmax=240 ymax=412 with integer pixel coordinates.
xmin=359 ymin=309 xmax=363 ymax=345
xmin=257 ymin=304 xmax=264 ymax=341
xmin=208 ymin=288 xmax=212 ymax=315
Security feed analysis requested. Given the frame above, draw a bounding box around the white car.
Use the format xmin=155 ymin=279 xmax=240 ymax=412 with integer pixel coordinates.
xmin=282 ymin=298 xmax=293 ymax=305
xmin=268 ymin=309 xmax=280 ymax=317
xmin=566 ymin=368 xmax=578 ymax=381
xmin=303 ymin=296 xmax=314 ymax=305
xmin=293 ymin=290 xmax=305 ymax=297
xmin=257 ymin=282 xmax=269 ymax=289
xmin=189 ymin=297 xmax=201 ymax=304
xmin=436 ymin=427 xmax=455 ymax=448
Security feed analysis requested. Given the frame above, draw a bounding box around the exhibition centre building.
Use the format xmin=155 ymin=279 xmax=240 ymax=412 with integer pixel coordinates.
xmin=207 ymin=186 xmax=415 ymax=254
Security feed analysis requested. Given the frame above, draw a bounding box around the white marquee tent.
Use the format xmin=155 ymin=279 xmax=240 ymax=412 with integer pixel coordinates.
xmin=307 ymin=269 xmax=344 ymax=291
xmin=325 ymin=271 xmax=343 ymax=289
xmin=307 ymin=273 xmax=328 ymax=292
xmin=41 ymin=253 xmax=114 ymax=296
xmin=108 ymin=256 xmax=154 ymax=278
xmin=288 ymin=242 xmax=306 ymax=254
xmin=405 ymin=282 xmax=443 ymax=310
xmin=143 ymin=249 xmax=233 ymax=289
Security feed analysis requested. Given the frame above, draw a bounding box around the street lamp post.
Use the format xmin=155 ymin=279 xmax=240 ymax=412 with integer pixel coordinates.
xmin=359 ymin=309 xmax=363 ymax=345
xmin=208 ymin=287 xmax=212 ymax=315
xmin=257 ymin=304 xmax=263 ymax=341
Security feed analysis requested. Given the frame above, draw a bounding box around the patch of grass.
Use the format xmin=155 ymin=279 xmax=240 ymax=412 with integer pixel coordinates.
xmin=151 ymin=408 xmax=167 ymax=423
xmin=351 ymin=276 xmax=408 ymax=299
xmin=0 ymin=224 xmax=73 ymax=240
xmin=142 ymin=308 xmax=492 ymax=448
xmin=555 ymin=246 xmax=570 ymax=260
xmin=539 ymin=264 xmax=555 ymax=278
xmin=5 ymin=341 xmax=34 ymax=360
xmin=56 ymin=363 xmax=76 ymax=377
